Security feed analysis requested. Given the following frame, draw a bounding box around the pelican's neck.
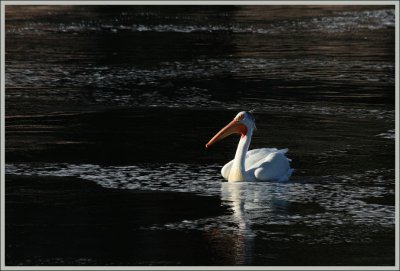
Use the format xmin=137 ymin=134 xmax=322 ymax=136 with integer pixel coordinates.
xmin=228 ymin=127 xmax=254 ymax=182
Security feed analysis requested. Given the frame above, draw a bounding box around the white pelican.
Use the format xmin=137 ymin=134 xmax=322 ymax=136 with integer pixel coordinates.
xmin=206 ymin=111 xmax=293 ymax=182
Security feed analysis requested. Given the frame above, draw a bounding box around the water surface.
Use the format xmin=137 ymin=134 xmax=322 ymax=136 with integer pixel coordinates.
xmin=5 ymin=5 xmax=396 ymax=266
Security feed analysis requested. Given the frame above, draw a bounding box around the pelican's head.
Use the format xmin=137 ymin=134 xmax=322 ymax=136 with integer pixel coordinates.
xmin=206 ymin=111 xmax=256 ymax=148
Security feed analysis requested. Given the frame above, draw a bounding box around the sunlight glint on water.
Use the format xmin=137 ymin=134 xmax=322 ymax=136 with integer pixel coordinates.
xmin=6 ymin=163 xmax=395 ymax=233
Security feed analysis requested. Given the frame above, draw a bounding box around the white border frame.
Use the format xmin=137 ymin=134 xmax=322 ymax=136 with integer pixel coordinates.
xmin=0 ymin=1 xmax=398 ymax=270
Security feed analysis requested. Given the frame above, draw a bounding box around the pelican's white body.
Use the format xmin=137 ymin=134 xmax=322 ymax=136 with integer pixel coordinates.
xmin=222 ymin=147 xmax=293 ymax=182
xmin=219 ymin=112 xmax=292 ymax=182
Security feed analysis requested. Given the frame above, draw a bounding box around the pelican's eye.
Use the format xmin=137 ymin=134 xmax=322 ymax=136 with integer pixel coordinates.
xmin=235 ymin=114 xmax=245 ymax=122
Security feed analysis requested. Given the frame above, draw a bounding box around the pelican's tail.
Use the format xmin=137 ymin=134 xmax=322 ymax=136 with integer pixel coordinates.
xmin=277 ymin=148 xmax=289 ymax=154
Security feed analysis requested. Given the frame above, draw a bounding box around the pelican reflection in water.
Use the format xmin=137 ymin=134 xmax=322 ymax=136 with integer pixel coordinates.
xmin=217 ymin=182 xmax=290 ymax=265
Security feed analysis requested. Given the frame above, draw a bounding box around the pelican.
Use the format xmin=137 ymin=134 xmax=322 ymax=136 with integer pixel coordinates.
xmin=206 ymin=111 xmax=293 ymax=182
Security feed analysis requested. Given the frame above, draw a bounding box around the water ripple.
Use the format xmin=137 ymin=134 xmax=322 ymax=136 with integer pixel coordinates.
xmin=6 ymin=163 xmax=395 ymax=231
xmin=6 ymin=9 xmax=394 ymax=35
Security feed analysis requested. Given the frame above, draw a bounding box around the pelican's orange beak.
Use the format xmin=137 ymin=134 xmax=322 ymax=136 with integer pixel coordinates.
xmin=205 ymin=119 xmax=247 ymax=148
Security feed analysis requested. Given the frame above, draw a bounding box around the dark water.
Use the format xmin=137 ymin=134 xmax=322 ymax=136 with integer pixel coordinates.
xmin=5 ymin=5 xmax=396 ymax=266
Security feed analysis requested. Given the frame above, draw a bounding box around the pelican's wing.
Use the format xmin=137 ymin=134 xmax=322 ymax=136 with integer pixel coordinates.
xmin=254 ymin=152 xmax=293 ymax=182
xmin=245 ymin=148 xmax=288 ymax=170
